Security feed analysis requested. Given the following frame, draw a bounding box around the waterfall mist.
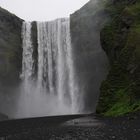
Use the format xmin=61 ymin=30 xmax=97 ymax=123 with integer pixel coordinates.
xmin=15 ymin=19 xmax=79 ymax=118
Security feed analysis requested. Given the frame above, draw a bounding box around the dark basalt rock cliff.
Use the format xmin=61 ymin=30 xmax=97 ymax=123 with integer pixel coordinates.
xmin=70 ymin=0 xmax=109 ymax=112
xmin=97 ymin=0 xmax=140 ymax=116
xmin=0 ymin=7 xmax=23 ymax=88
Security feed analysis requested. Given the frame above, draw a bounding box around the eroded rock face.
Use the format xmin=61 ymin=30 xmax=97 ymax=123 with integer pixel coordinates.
xmin=0 ymin=8 xmax=23 ymax=117
xmin=0 ymin=7 xmax=23 ymax=87
xmin=70 ymin=0 xmax=109 ymax=112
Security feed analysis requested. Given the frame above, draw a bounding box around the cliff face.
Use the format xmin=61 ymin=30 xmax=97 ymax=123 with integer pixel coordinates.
xmin=97 ymin=0 xmax=140 ymax=116
xmin=0 ymin=7 xmax=23 ymax=88
xmin=70 ymin=0 xmax=109 ymax=112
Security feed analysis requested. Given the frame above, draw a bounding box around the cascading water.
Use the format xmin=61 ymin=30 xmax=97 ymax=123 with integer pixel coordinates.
xmin=37 ymin=19 xmax=77 ymax=111
xmin=21 ymin=22 xmax=34 ymax=90
xmin=0 ymin=1 xmax=110 ymax=120
xmin=16 ymin=18 xmax=78 ymax=118
xmin=17 ymin=22 xmax=35 ymax=117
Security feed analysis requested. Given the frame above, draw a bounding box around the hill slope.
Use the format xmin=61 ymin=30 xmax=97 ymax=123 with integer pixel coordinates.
xmin=97 ymin=0 xmax=140 ymax=116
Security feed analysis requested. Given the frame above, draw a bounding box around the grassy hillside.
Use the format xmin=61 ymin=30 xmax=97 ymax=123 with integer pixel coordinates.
xmin=97 ymin=0 xmax=140 ymax=116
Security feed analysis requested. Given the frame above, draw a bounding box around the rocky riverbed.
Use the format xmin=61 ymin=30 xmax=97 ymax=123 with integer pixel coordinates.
xmin=0 ymin=112 xmax=140 ymax=140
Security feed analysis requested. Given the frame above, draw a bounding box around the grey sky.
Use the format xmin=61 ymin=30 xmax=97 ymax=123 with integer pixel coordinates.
xmin=0 ymin=0 xmax=89 ymax=21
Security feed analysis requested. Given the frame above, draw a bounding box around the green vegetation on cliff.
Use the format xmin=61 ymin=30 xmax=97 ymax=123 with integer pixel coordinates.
xmin=97 ymin=0 xmax=140 ymax=116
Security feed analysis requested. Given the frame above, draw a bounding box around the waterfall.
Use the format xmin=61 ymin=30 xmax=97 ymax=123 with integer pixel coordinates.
xmin=37 ymin=19 xmax=77 ymax=112
xmin=21 ymin=22 xmax=34 ymax=86
xmin=17 ymin=22 xmax=35 ymax=117
xmin=17 ymin=18 xmax=78 ymax=118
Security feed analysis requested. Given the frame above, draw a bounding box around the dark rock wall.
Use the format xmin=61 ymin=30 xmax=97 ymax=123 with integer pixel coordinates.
xmin=70 ymin=0 xmax=109 ymax=112
xmin=31 ymin=21 xmax=38 ymax=79
xmin=0 ymin=7 xmax=23 ymax=88
xmin=0 ymin=7 xmax=23 ymax=117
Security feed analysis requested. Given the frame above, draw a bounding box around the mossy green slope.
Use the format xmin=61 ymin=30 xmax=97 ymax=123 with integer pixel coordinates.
xmin=97 ymin=0 xmax=140 ymax=116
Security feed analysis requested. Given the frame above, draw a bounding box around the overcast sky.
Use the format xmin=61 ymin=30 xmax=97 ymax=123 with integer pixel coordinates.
xmin=0 ymin=0 xmax=89 ymax=21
